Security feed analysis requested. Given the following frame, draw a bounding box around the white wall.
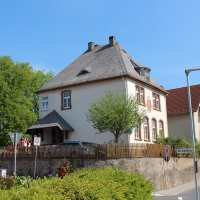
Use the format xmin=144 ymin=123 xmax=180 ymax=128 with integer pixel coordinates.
xmin=193 ymin=111 xmax=200 ymax=141
xmin=168 ymin=111 xmax=200 ymax=142
xmin=39 ymin=78 xmax=168 ymax=144
xmin=168 ymin=113 xmax=192 ymax=141
xmin=126 ymin=79 xmax=168 ymax=143
xmin=39 ymin=78 xmax=129 ymax=144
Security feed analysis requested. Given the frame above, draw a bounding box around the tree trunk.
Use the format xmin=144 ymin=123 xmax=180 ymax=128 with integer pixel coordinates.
xmin=115 ymin=133 xmax=119 ymax=144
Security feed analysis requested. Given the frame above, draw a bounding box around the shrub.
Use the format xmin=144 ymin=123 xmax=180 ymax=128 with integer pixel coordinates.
xmin=156 ymin=136 xmax=192 ymax=148
xmin=0 ymin=177 xmax=14 ymax=190
xmin=0 ymin=167 xmax=153 ymax=200
xmin=57 ymin=160 xmax=73 ymax=178
xmin=14 ymin=176 xmax=31 ymax=188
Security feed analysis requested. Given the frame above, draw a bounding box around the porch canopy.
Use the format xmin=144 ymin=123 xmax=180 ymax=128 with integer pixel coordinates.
xmin=28 ymin=110 xmax=73 ymax=131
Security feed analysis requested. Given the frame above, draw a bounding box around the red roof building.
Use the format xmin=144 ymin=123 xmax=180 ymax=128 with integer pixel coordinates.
xmin=167 ymin=84 xmax=200 ymax=141
xmin=167 ymin=84 xmax=200 ymax=115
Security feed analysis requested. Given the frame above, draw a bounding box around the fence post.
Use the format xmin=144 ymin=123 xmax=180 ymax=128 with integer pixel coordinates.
xmin=128 ymin=144 xmax=129 ymax=158
xmin=105 ymin=144 xmax=108 ymax=159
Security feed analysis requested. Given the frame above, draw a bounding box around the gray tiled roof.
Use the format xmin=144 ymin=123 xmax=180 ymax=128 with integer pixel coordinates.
xmin=37 ymin=38 xmax=166 ymax=94
xmin=28 ymin=110 xmax=73 ymax=131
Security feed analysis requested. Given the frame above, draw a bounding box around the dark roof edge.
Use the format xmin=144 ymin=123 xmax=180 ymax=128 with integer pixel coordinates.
xmin=167 ymin=84 xmax=200 ymax=91
xmin=36 ymin=75 xmax=167 ymax=95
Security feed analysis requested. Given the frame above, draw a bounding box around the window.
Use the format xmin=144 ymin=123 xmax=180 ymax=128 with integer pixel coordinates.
xmin=159 ymin=120 xmax=164 ymax=136
xmin=136 ymin=85 xmax=145 ymax=105
xmin=41 ymin=96 xmax=48 ymax=111
xmin=62 ymin=91 xmax=71 ymax=110
xmin=135 ymin=125 xmax=141 ymax=140
xmin=136 ymin=86 xmax=140 ymax=102
xmin=143 ymin=117 xmax=149 ymax=140
xmin=140 ymin=68 xmax=150 ymax=80
xmin=152 ymin=119 xmax=157 ymax=141
xmin=152 ymin=92 xmax=160 ymax=111
xmin=198 ymin=107 xmax=200 ymax=123
xmin=140 ymin=88 xmax=144 ymax=105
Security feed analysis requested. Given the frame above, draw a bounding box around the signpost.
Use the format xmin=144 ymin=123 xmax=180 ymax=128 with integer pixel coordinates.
xmin=176 ymin=148 xmax=193 ymax=154
xmin=34 ymin=136 xmax=41 ymax=146
xmin=9 ymin=132 xmax=23 ymax=176
xmin=33 ymin=136 xmax=41 ymax=179
xmin=163 ymin=146 xmax=170 ymax=162
xmin=165 ymin=146 xmax=169 ymax=156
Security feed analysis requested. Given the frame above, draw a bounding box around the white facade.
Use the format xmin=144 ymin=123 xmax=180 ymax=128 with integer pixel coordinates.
xmin=38 ymin=77 xmax=168 ymax=144
xmin=127 ymin=79 xmax=168 ymax=143
xmin=168 ymin=110 xmax=200 ymax=142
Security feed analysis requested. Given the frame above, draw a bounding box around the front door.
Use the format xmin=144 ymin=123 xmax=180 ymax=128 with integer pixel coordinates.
xmin=52 ymin=127 xmax=63 ymax=144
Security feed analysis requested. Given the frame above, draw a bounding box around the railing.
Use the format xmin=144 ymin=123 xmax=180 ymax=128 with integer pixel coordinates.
xmin=0 ymin=144 xmax=174 ymax=159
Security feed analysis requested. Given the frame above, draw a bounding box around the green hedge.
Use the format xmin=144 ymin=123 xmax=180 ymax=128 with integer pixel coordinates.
xmin=0 ymin=167 xmax=153 ymax=200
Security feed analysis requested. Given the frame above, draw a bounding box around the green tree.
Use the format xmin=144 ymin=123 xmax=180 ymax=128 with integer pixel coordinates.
xmin=87 ymin=91 xmax=145 ymax=143
xmin=0 ymin=56 xmax=53 ymax=145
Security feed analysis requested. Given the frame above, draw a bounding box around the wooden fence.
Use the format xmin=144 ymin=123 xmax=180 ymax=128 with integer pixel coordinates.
xmin=0 ymin=143 xmax=174 ymax=159
xmin=106 ymin=143 xmax=173 ymax=158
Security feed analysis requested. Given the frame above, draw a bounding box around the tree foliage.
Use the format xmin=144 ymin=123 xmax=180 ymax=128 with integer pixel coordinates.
xmin=0 ymin=56 xmax=53 ymax=145
xmin=156 ymin=135 xmax=191 ymax=148
xmin=87 ymin=91 xmax=145 ymax=143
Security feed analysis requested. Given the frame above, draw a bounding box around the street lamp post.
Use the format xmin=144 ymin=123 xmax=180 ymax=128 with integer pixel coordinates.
xmin=185 ymin=68 xmax=200 ymax=200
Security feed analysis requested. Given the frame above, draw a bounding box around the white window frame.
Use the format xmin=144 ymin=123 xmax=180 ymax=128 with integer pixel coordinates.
xmin=153 ymin=92 xmax=160 ymax=111
xmin=152 ymin=119 xmax=157 ymax=141
xmin=41 ymin=96 xmax=48 ymax=111
xmin=159 ymin=120 xmax=164 ymax=135
xmin=63 ymin=91 xmax=71 ymax=109
xmin=136 ymin=85 xmax=145 ymax=105
xmin=135 ymin=125 xmax=141 ymax=140
xmin=140 ymin=88 xmax=144 ymax=105
xmin=143 ymin=117 xmax=149 ymax=140
xmin=136 ymin=86 xmax=140 ymax=103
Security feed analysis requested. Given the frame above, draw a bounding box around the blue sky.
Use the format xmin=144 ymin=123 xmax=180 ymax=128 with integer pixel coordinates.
xmin=1 ymin=0 xmax=200 ymax=90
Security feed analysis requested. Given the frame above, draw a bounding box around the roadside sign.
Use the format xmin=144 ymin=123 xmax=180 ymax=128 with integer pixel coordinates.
xmin=9 ymin=132 xmax=23 ymax=176
xmin=33 ymin=136 xmax=40 ymax=179
xmin=165 ymin=146 xmax=169 ymax=156
xmin=9 ymin=133 xmax=23 ymax=144
xmin=176 ymin=148 xmax=193 ymax=154
xmin=33 ymin=136 xmax=41 ymax=146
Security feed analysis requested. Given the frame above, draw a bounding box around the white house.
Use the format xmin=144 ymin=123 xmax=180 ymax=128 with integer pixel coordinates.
xmin=167 ymin=85 xmax=200 ymax=142
xmin=28 ymin=36 xmax=168 ymax=144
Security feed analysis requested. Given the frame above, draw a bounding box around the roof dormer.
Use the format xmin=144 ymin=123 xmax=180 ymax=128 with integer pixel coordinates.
xmin=139 ymin=67 xmax=151 ymax=81
xmin=77 ymin=68 xmax=90 ymax=76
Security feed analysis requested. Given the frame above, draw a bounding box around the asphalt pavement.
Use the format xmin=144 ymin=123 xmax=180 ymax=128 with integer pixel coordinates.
xmin=153 ymin=181 xmax=199 ymax=200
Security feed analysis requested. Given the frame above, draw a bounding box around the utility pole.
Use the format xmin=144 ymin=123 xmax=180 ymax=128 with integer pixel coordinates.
xmin=185 ymin=68 xmax=200 ymax=200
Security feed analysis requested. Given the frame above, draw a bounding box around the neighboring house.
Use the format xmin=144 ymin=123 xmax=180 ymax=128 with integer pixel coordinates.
xmin=28 ymin=36 xmax=168 ymax=145
xmin=167 ymin=84 xmax=200 ymax=142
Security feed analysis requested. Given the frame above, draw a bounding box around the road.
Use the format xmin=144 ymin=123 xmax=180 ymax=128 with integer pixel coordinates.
xmin=154 ymin=188 xmax=198 ymax=200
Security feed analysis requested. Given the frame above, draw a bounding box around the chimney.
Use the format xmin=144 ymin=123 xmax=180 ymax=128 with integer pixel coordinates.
xmin=109 ymin=36 xmax=116 ymax=46
xmin=88 ymin=42 xmax=95 ymax=51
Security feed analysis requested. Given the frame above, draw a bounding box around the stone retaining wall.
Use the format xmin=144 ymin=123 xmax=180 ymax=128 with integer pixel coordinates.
xmin=90 ymin=158 xmax=195 ymax=191
xmin=0 ymin=157 xmax=196 ymax=191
